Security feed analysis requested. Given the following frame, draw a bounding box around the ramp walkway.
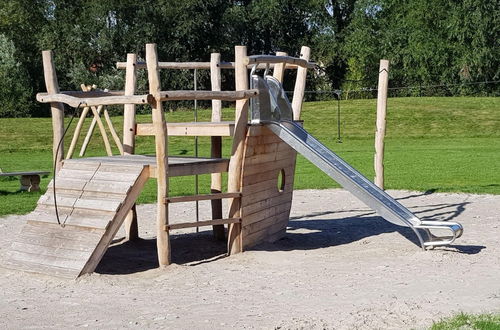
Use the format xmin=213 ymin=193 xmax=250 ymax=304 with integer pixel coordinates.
xmin=5 ymin=161 xmax=148 ymax=278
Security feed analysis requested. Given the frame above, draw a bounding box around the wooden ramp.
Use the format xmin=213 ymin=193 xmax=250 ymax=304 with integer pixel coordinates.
xmin=5 ymin=161 xmax=149 ymax=278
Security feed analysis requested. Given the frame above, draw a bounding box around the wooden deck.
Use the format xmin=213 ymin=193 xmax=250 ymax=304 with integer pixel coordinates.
xmin=63 ymin=155 xmax=229 ymax=178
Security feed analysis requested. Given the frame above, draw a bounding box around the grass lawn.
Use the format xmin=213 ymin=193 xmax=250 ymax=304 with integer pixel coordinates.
xmin=0 ymin=96 xmax=499 ymax=216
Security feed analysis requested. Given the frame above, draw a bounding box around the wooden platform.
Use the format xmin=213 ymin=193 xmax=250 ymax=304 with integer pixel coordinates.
xmin=5 ymin=162 xmax=149 ymax=278
xmin=63 ymin=155 xmax=229 ymax=178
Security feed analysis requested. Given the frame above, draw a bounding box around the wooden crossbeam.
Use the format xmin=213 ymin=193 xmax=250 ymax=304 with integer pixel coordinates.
xmin=165 ymin=218 xmax=241 ymax=230
xmin=158 ymin=90 xmax=258 ymax=101
xmin=116 ymin=61 xmax=313 ymax=70
xmin=245 ymin=55 xmax=314 ymax=69
xmin=136 ymin=121 xmax=235 ymax=137
xmin=165 ymin=192 xmax=241 ymax=204
xmin=36 ymin=93 xmax=150 ymax=108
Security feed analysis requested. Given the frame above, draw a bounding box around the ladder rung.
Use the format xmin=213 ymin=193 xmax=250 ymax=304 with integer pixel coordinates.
xmin=165 ymin=192 xmax=241 ymax=204
xmin=165 ymin=218 xmax=241 ymax=230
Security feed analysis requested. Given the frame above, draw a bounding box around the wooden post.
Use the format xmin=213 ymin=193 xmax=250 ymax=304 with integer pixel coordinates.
xmin=291 ymin=46 xmax=311 ymax=120
xmin=374 ymin=59 xmax=390 ymax=189
xmin=210 ymin=52 xmax=225 ymax=240
xmin=42 ymin=50 xmax=65 ymax=173
xmin=227 ymin=46 xmax=248 ymax=255
xmin=146 ymin=43 xmax=171 ymax=266
xmin=123 ymin=53 xmax=139 ymax=241
xmin=273 ymin=51 xmax=287 ymax=82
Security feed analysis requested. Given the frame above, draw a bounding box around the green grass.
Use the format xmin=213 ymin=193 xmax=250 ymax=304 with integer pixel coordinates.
xmin=0 ymin=96 xmax=499 ymax=216
xmin=431 ymin=313 xmax=500 ymax=330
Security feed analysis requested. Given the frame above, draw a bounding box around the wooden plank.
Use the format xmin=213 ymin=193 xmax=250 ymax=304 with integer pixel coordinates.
xmin=8 ymin=250 xmax=87 ymax=271
xmin=62 ymin=160 xmax=101 ymax=171
xmin=136 ymin=122 xmax=235 ymax=136
xmin=159 ymin=90 xmax=258 ymax=101
xmin=242 ymin=183 xmax=293 ymax=206
xmin=242 ymin=165 xmax=295 ymax=185
xmin=11 ymin=242 xmax=91 ymax=260
xmin=84 ymin=181 xmax=132 ymax=194
xmin=73 ymin=198 xmax=122 ymax=212
xmin=242 ymin=158 xmax=295 ymax=177
xmin=246 ymin=134 xmax=282 ymax=146
xmin=241 ymin=191 xmax=293 ymax=216
xmin=92 ymin=171 xmax=142 ymax=182
xmin=21 ymin=221 xmax=104 ymax=240
xmin=57 ymin=168 xmax=96 ymax=180
xmin=243 ymin=149 xmax=296 ymax=166
xmin=166 ymin=192 xmax=241 ymax=203
xmin=166 ymin=218 xmax=241 ymax=230
xmin=242 ymin=202 xmax=292 ymax=228
xmin=3 ymin=259 xmax=79 ymax=279
xmin=96 ymin=163 xmax=145 ymax=174
xmin=38 ymin=194 xmax=78 ymax=209
xmin=47 ymin=178 xmax=88 ymax=191
xmin=150 ymin=160 xmax=228 ymax=178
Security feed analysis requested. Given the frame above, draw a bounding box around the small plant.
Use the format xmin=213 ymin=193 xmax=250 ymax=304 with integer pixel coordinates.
xmin=431 ymin=313 xmax=500 ymax=330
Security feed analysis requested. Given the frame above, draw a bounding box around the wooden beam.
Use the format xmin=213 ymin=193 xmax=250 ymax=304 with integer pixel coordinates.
xmin=36 ymin=93 xmax=150 ymax=108
xmin=210 ymin=52 xmax=225 ymax=241
xmin=166 ymin=192 xmax=241 ymax=204
xmin=227 ymin=45 xmax=248 ymax=255
xmin=291 ymin=46 xmax=311 ymax=120
xmin=42 ymin=50 xmax=65 ymax=173
xmin=374 ymin=59 xmax=390 ymax=190
xmin=116 ymin=61 xmax=312 ymax=70
xmin=158 ymin=90 xmax=258 ymax=101
xmin=165 ymin=218 xmax=241 ymax=231
xmin=123 ymin=53 xmax=139 ymax=241
xmin=245 ymin=55 xmax=312 ymax=68
xmin=146 ymin=43 xmax=171 ymax=267
xmin=135 ymin=121 xmax=235 ymax=137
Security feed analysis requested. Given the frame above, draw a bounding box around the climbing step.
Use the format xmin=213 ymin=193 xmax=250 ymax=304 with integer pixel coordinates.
xmin=5 ymin=161 xmax=149 ymax=278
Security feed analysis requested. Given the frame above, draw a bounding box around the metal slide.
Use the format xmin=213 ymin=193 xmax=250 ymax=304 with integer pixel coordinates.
xmin=249 ymin=70 xmax=463 ymax=249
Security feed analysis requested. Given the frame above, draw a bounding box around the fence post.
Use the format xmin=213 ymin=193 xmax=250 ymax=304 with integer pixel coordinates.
xmin=374 ymin=59 xmax=389 ymax=189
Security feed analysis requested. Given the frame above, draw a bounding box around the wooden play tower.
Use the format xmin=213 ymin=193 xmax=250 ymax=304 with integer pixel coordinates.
xmin=6 ymin=44 xmax=314 ymax=278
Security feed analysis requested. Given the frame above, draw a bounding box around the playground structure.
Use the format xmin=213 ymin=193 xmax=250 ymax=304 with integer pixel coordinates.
xmin=6 ymin=44 xmax=463 ymax=279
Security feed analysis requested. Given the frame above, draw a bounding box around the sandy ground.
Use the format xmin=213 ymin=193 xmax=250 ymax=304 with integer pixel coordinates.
xmin=0 ymin=189 xmax=498 ymax=329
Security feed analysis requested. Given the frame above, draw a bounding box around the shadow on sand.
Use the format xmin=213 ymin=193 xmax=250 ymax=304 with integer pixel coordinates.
xmin=96 ymin=197 xmax=484 ymax=275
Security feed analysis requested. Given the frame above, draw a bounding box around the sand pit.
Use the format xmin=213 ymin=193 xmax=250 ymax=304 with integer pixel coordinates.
xmin=0 ymin=189 xmax=498 ymax=329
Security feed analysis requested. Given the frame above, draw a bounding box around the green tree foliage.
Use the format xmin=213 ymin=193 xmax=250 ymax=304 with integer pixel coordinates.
xmin=0 ymin=0 xmax=497 ymax=117
xmin=0 ymin=34 xmax=32 ymax=117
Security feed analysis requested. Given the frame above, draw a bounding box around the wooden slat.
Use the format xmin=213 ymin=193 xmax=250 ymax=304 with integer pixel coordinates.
xmin=21 ymin=221 xmax=104 ymax=240
xmin=3 ymin=259 xmax=79 ymax=279
xmin=242 ymin=165 xmax=295 ymax=185
xmin=73 ymin=198 xmax=122 ymax=212
xmin=241 ymin=191 xmax=293 ymax=216
xmin=57 ymin=168 xmax=96 ymax=180
xmin=242 ymin=201 xmax=292 ymax=227
xmin=166 ymin=218 xmax=241 ymax=230
xmin=136 ymin=121 xmax=235 ymax=137
xmin=242 ymin=215 xmax=289 ymax=248
xmin=8 ymin=250 xmax=87 ymax=271
xmin=11 ymin=242 xmax=91 ymax=260
xmin=83 ymin=181 xmax=132 ymax=194
xmin=47 ymin=178 xmax=88 ymax=191
xmin=242 ymin=158 xmax=295 ymax=177
xmin=166 ymin=192 xmax=241 ymax=204
xmin=159 ymin=90 xmax=258 ymax=101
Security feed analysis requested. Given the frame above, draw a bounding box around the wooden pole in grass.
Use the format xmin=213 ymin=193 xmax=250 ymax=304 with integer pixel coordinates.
xmin=374 ymin=59 xmax=390 ymax=189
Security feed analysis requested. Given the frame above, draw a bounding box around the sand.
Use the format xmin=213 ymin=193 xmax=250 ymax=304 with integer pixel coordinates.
xmin=0 ymin=189 xmax=498 ymax=329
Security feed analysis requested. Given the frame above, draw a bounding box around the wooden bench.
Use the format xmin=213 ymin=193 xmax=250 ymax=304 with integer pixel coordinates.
xmin=0 ymin=171 xmax=50 ymax=192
